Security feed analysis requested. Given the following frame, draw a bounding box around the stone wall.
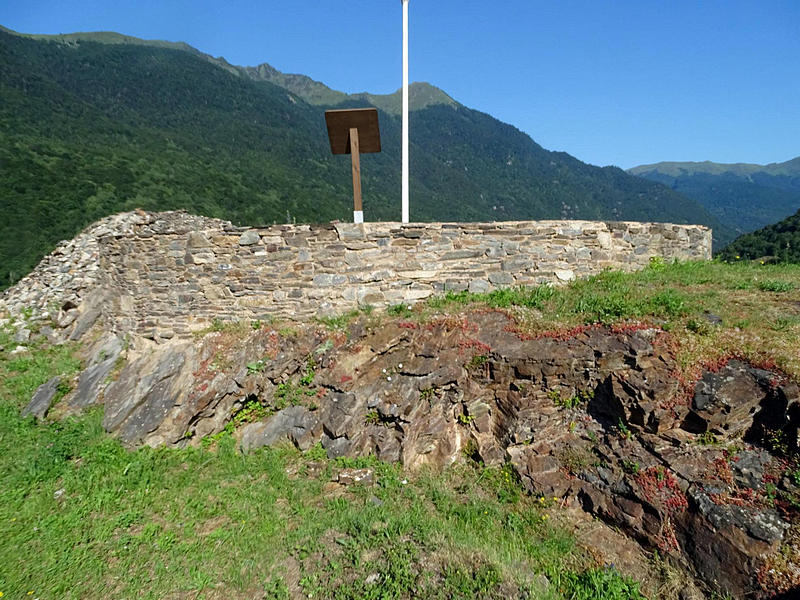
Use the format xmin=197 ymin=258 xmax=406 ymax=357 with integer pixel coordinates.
xmin=2 ymin=211 xmax=712 ymax=339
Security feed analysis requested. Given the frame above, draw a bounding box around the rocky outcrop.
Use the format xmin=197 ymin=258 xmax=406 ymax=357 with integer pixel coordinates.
xmin=23 ymin=307 xmax=796 ymax=598
xmin=22 ymin=376 xmax=61 ymax=419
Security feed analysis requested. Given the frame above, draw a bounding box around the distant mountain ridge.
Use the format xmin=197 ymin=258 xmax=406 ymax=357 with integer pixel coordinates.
xmin=629 ymin=158 xmax=800 ymax=237
xmin=0 ymin=26 xmax=458 ymax=115
xmin=629 ymin=157 xmax=800 ymax=179
xmin=0 ymin=25 xmax=731 ymax=290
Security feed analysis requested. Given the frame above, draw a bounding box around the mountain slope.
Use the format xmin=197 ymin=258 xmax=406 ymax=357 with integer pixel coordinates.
xmin=1 ymin=26 xmax=460 ymax=115
xmin=717 ymin=208 xmax=800 ymax=263
xmin=0 ymin=27 xmax=730 ymax=290
xmin=629 ymin=158 xmax=800 ymax=236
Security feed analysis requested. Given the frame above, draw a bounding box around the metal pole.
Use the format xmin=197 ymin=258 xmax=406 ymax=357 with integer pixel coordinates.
xmin=401 ymin=0 xmax=410 ymax=223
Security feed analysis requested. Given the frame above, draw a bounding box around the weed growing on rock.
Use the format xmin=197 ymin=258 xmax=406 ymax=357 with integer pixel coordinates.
xmin=246 ymin=359 xmax=266 ymax=374
xmin=387 ymin=303 xmax=413 ymax=318
xmin=696 ymin=431 xmax=720 ymax=446
xmin=457 ymin=413 xmax=475 ymax=425
xmin=419 ymin=387 xmax=437 ymax=402
xmin=316 ymin=306 xmax=374 ymax=331
xmin=466 ymin=353 xmax=489 ymax=370
xmin=551 ymin=389 xmax=593 ymax=410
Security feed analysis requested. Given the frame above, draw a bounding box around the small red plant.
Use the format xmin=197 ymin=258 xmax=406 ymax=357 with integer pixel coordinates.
xmin=425 ymin=315 xmax=477 ymax=333
xmin=709 ymin=456 xmax=734 ymax=486
xmin=457 ymin=338 xmax=491 ymax=354
xmin=635 ymin=466 xmax=689 ymax=515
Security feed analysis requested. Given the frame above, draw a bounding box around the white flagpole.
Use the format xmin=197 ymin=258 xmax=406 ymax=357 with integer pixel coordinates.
xmin=401 ymin=0 xmax=410 ymax=223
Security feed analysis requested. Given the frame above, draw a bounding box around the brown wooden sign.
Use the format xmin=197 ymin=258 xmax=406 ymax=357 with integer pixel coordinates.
xmin=325 ymin=108 xmax=381 ymax=223
xmin=325 ymin=108 xmax=381 ymax=155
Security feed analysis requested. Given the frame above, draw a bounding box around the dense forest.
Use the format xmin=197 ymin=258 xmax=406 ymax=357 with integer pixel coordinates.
xmin=1 ymin=29 xmax=731 ymax=289
xmin=717 ymin=209 xmax=800 ymax=263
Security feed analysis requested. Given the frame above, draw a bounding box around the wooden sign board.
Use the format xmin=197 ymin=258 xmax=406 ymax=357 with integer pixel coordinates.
xmin=325 ymin=108 xmax=381 ymax=155
xmin=325 ymin=108 xmax=381 ymax=224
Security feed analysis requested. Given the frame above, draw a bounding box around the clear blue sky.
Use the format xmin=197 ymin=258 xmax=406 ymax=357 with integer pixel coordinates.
xmin=2 ymin=0 xmax=798 ymax=169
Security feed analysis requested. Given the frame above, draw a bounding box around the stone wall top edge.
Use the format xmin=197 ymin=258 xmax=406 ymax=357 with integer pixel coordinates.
xmin=351 ymin=220 xmax=711 ymax=230
xmin=115 ymin=211 xmax=711 ymax=234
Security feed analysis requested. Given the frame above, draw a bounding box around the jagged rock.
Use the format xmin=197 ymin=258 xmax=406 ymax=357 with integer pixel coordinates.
xmin=321 ymin=434 xmax=352 ymax=458
xmin=70 ymin=334 xmax=124 ymax=408
xmin=321 ymin=392 xmax=364 ymax=440
xmin=68 ymin=287 xmax=116 ymax=342
xmin=71 ymin=357 xmax=117 ymax=409
xmin=239 ymin=406 xmax=320 ymax=452
xmin=22 ymin=376 xmax=61 ymax=419
xmin=102 ymin=343 xmax=191 ymax=446
xmin=684 ymin=360 xmax=771 ymax=436
xmin=509 ymin=446 xmax=575 ymax=497
xmin=399 ymin=401 xmax=461 ymax=469
xmin=681 ymin=486 xmax=788 ymax=597
xmin=19 ymin=306 xmax=799 ymax=597
xmin=592 ymin=370 xmax=682 ymax=433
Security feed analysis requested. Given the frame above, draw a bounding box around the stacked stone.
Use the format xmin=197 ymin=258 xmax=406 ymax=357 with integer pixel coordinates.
xmin=0 ymin=212 xmax=141 ymax=323
xmin=2 ymin=210 xmax=712 ymax=340
xmin=101 ymin=216 xmax=710 ymax=339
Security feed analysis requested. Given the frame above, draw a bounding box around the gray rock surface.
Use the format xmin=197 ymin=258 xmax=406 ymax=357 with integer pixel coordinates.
xmin=239 ymin=406 xmax=319 ymax=452
xmin=22 ymin=376 xmax=61 ymax=420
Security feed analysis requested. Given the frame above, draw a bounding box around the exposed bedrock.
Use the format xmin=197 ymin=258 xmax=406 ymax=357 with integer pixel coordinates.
xmin=32 ymin=310 xmax=800 ymax=598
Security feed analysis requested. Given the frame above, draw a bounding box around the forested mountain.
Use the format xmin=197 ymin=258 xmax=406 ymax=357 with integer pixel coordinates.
xmin=717 ymin=208 xmax=800 ymax=263
xmin=629 ymin=158 xmax=800 ymax=236
xmin=0 ymin=27 xmax=730 ymax=290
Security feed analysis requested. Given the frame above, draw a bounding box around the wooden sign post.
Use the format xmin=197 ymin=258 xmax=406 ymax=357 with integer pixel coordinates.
xmin=325 ymin=108 xmax=381 ymax=224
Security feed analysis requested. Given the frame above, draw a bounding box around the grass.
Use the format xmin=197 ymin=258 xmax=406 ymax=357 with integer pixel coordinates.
xmin=0 ymin=326 xmax=644 ymax=599
xmin=316 ymin=306 xmax=375 ymax=332
xmin=419 ymin=259 xmax=800 ymax=380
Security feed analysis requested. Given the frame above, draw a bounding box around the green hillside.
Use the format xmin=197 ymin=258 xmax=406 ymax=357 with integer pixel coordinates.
xmin=717 ymin=208 xmax=800 ymax=263
xmin=0 ymin=27 xmax=730 ymax=290
xmin=629 ymin=157 xmax=800 ymax=178
xmin=629 ymin=158 xmax=800 ymax=236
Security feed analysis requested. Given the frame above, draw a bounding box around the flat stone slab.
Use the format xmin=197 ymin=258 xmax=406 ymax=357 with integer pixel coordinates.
xmin=22 ymin=376 xmax=61 ymax=420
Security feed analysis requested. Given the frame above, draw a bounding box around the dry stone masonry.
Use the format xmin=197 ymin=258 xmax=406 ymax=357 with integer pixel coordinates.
xmin=2 ymin=210 xmax=711 ymax=339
